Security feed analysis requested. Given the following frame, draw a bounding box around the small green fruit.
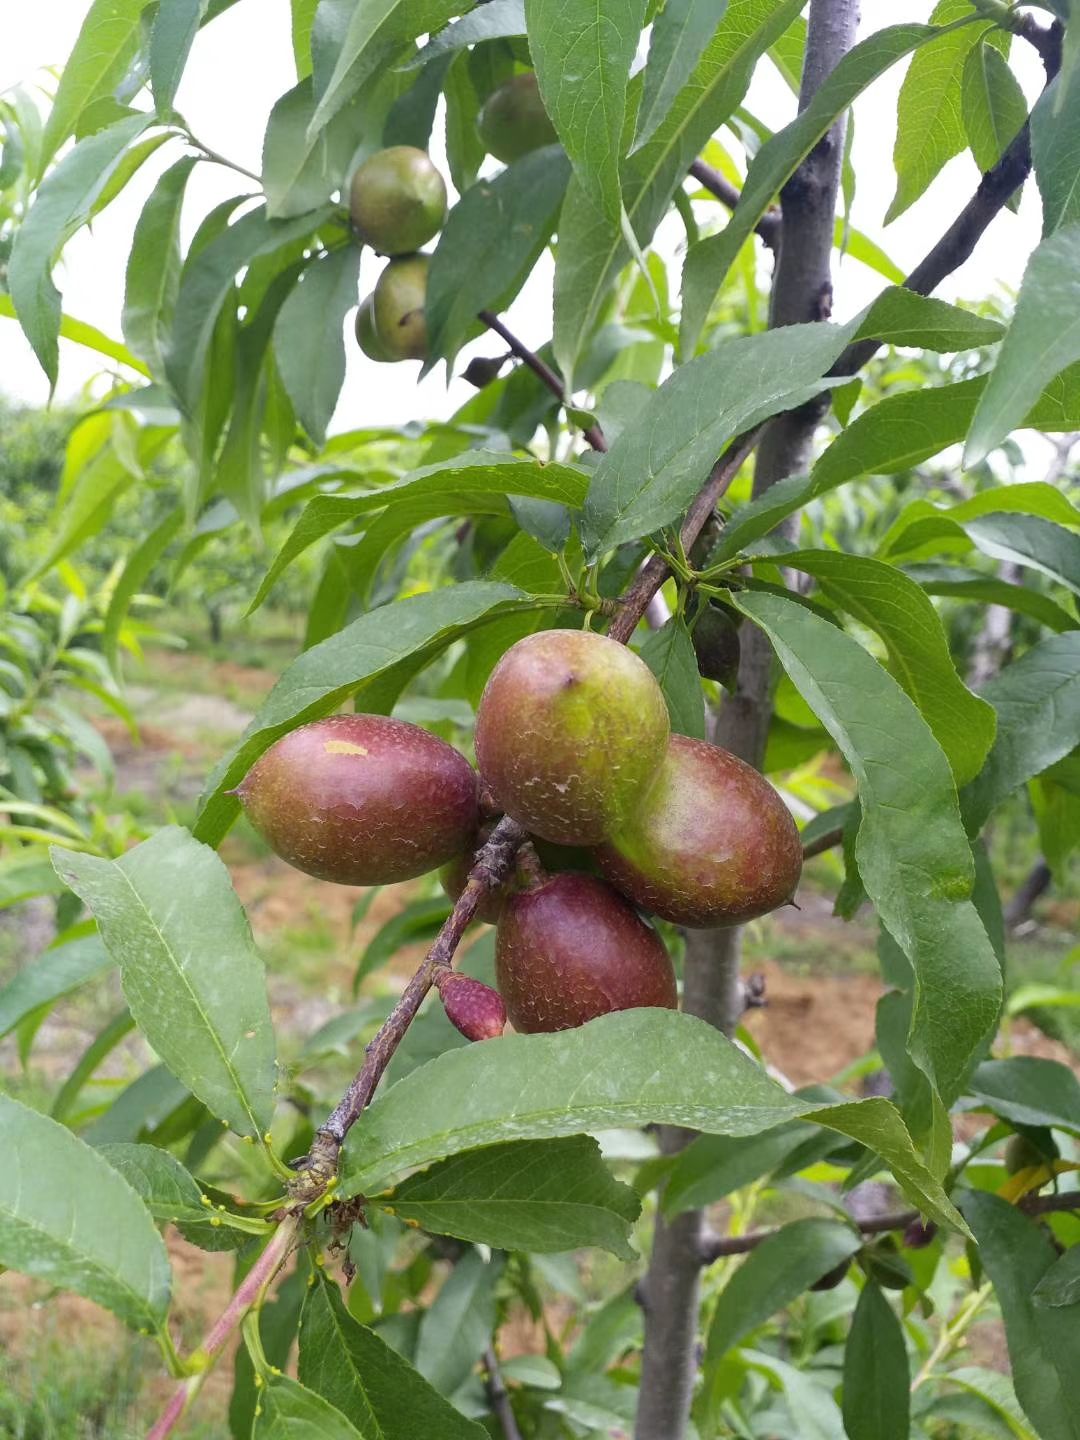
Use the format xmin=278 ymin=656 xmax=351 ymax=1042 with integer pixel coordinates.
xmin=595 ymin=735 xmax=802 ymax=927
xmin=475 ymin=629 xmax=670 ymax=846
xmin=355 ymin=294 xmax=396 ymax=362
xmin=495 ymin=871 xmax=677 ymax=1033
xmin=373 ymin=255 xmax=430 ymax=362
xmin=349 ymin=146 xmax=447 ymax=255
xmin=237 ymin=715 xmax=478 ymax=885
xmin=1005 ymin=1133 xmax=1049 ymax=1176
xmin=691 ymin=603 xmax=741 ymax=689
xmin=477 ymin=73 xmax=558 ymax=164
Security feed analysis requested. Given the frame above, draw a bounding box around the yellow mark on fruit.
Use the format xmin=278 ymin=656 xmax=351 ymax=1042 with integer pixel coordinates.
xmin=324 ymin=740 xmax=369 ymax=756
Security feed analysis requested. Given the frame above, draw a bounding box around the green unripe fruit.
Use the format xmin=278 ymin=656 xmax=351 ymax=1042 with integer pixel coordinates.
xmin=475 ymin=629 xmax=670 ymax=846
xmin=349 ymin=146 xmax=447 ymax=255
xmin=236 ymin=715 xmax=478 ymax=886
xmin=1005 ymin=1133 xmax=1049 ymax=1175
xmin=495 ymin=871 xmax=677 ymax=1033
xmin=477 ymin=73 xmax=558 ymax=164
xmin=373 ymin=255 xmax=430 ymax=362
xmin=595 ymin=735 xmax=802 ymax=927
xmin=355 ymin=294 xmax=396 ymax=362
xmin=692 ymin=604 xmax=741 ymax=689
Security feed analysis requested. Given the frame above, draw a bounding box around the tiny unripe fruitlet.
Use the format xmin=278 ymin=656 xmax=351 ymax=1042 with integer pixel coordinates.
xmin=355 ymin=294 xmax=396 ymax=362
xmin=495 ymin=871 xmax=677 ymax=1033
xmin=349 ymin=146 xmax=447 ymax=254
xmin=691 ymin=603 xmax=741 ymax=689
xmin=595 ymin=735 xmax=802 ymax=927
xmin=477 ymin=73 xmax=558 ymax=164
xmin=236 ymin=715 xmax=478 ymax=886
xmin=475 ymin=630 xmax=670 ymax=846
xmin=1005 ymin=1133 xmax=1051 ymax=1176
xmin=373 ymin=255 xmax=430 ymax=362
xmin=435 ymin=970 xmax=506 ymax=1041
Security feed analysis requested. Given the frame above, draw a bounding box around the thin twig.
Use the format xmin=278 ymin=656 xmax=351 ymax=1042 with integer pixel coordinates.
xmin=697 ymin=1209 xmax=919 ymax=1264
xmin=484 ymin=1346 xmax=525 ymax=1440
xmin=478 ymin=309 xmax=608 ymax=452
xmin=688 ymin=159 xmax=781 ymax=251
xmin=801 ymin=825 xmax=844 ymax=860
xmin=1020 ymin=1189 xmax=1080 ymax=1217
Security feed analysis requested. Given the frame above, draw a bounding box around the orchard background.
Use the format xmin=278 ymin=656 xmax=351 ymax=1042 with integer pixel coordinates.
xmin=1 ymin=1 xmax=1080 ymax=1437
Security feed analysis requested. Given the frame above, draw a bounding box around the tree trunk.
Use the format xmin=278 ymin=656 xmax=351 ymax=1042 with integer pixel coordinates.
xmin=633 ymin=5 xmax=861 ymax=1436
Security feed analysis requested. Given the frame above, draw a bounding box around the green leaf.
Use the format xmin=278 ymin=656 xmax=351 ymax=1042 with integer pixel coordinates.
xmin=122 ymin=157 xmax=196 ymax=378
xmin=585 ymin=288 xmax=1001 ymax=557
xmin=967 ymin=223 xmax=1080 ymax=465
xmin=705 ymin=1219 xmax=862 ymax=1367
xmin=406 ymin=0 xmax=525 ymax=67
xmin=0 ymin=296 xmax=150 ymax=377
xmin=888 ymin=2 xmax=998 ymax=224
xmin=0 ymin=1093 xmax=171 ymax=1332
xmin=51 ymin=1009 xmax=136 ymax=1125
xmin=905 ymin=565 xmax=1079 ymax=634
xmin=1033 ymin=1246 xmax=1080 ymax=1308
xmin=962 ymin=513 xmax=1080 ymax=597
xmin=383 ymin=1136 xmax=641 ymax=1257
xmin=881 ymin=484 xmax=1080 ymax=563
xmin=261 ymin=77 xmax=379 ymax=221
xmin=743 ymin=1352 xmax=845 ymax=1440
xmin=961 ymin=633 xmax=1080 ymax=832
xmin=733 ymin=589 xmax=1002 ymax=1106
xmin=415 ymin=1249 xmax=503 ymax=1395
xmin=195 ymin=582 xmax=544 ymax=844
xmin=1032 ymin=75 xmax=1080 ymax=237
xmin=680 ymin=22 xmax=962 ymax=356
xmin=662 ymin=1120 xmax=837 ymax=1217
xmin=633 ymin=0 xmax=729 ymax=152
xmin=962 ymin=39 xmax=1027 ymax=176
xmin=553 ymin=0 xmax=804 ymax=383
xmin=298 ymin=1274 xmax=486 ymax=1437
xmin=150 ymin=0 xmax=209 ymax=115
xmin=38 ymin=0 xmax=151 ymax=174
xmin=962 ymin=1191 xmax=1080 ymax=1440
xmin=103 ymin=508 xmax=184 ymax=670
xmin=638 ymin=618 xmax=707 ymax=740
xmin=939 ymin=1367 xmax=1036 ymax=1440
xmin=443 ymin=52 xmax=486 ymax=195
xmin=253 ymin=1376 xmax=367 ymax=1439
xmin=51 ymin=827 xmax=277 ymax=1139
xmin=842 ymin=1283 xmax=910 ymax=1440
xmin=524 ymin=0 xmax=646 ymax=222
xmin=426 ymin=147 xmax=571 ymax=371
xmin=965 ymin=1057 xmax=1080 ymax=1134
xmin=83 ymin=1065 xmax=192 ymax=1146
xmin=0 ymin=932 xmax=110 ymax=1041
xmin=10 ymin=114 xmax=153 ymax=388
xmin=775 ymin=550 xmax=996 ymax=785
xmin=97 ymin=1142 xmax=208 ymax=1223
xmin=274 ymin=248 xmax=360 ymax=447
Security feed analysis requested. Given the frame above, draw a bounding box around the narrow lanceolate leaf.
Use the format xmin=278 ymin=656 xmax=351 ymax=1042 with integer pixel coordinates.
xmin=553 ymin=0 xmax=804 ymax=382
xmin=0 ymin=1094 xmax=171 ymax=1332
xmin=887 ymin=1 xmax=998 ymax=224
xmin=52 ymin=827 xmax=277 ymax=1138
xmin=584 ymin=288 xmax=1001 ymax=556
xmin=261 ymin=77 xmax=378 ymax=220
xmin=253 ymin=1376 xmax=366 ymax=1440
xmin=426 ymin=146 xmax=571 ymax=371
xmin=0 ymin=296 xmax=150 ymax=376
xmin=638 ymin=618 xmax=707 ymax=740
xmin=963 ymin=513 xmax=1080 ymax=597
xmin=705 ymin=1219 xmax=862 ymax=1365
xmin=679 ymin=23 xmax=958 ymax=356
xmin=524 ymin=0 xmax=646 ymax=222
xmin=196 ymin=582 xmax=545 ymax=844
xmin=122 ymin=157 xmax=197 ymax=378
xmin=965 ymin=1056 xmax=1080 ymax=1134
xmin=774 ymin=551 xmax=996 ymax=785
xmin=733 ymin=590 xmax=1002 ymax=1106
xmin=962 ymin=1192 xmax=1080 ymax=1440
xmin=967 ymin=223 xmax=1080 ymax=465
xmin=416 ymin=1250 xmax=504 ymax=1394
xmin=298 ymin=1274 xmax=487 ymax=1439
xmin=961 ymin=633 xmax=1080 ymax=832
xmin=383 ymin=1136 xmax=641 ymax=1257
xmin=406 ymin=0 xmax=525 ymax=67
xmin=1032 ymin=77 xmax=1080 ymax=237
xmin=274 ymin=247 xmax=360 ymax=446
xmin=1034 ymin=1247 xmax=1080 ymax=1308
xmin=10 ymin=114 xmax=152 ymax=388
xmin=906 ymin=565 xmax=1078 ymax=635
xmin=38 ymin=0 xmax=151 ymax=174
xmin=633 ymin=0 xmax=729 ymax=152
xmin=0 ymin=932 xmax=110 ymax=1041
xmin=103 ymin=508 xmax=184 ymax=669
xmin=150 ymin=0 xmax=210 ymax=115
xmin=842 ymin=1284 xmax=910 ymax=1440
xmin=962 ymin=39 xmax=1027 ymax=177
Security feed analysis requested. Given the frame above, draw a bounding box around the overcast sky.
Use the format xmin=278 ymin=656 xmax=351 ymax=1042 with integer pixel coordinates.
xmin=0 ymin=2 xmax=1050 ymax=431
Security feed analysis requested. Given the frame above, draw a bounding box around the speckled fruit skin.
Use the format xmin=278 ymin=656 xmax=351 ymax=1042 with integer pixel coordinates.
xmin=495 ymin=872 xmax=677 ymax=1033
xmin=474 ymin=630 xmax=670 ymax=846
xmin=477 ymin=73 xmax=558 ymax=164
xmin=237 ymin=715 xmax=478 ymax=886
xmin=373 ymin=255 xmax=429 ymax=361
xmin=355 ymin=294 xmax=396 ymax=362
xmin=349 ymin=146 xmax=447 ymax=254
xmin=435 ymin=970 xmax=507 ymax=1041
xmin=595 ymin=735 xmax=801 ymax=928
